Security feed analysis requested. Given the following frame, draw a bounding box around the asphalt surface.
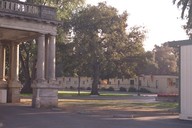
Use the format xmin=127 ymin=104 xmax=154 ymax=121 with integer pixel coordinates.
xmin=1 ymin=103 xmax=192 ymax=128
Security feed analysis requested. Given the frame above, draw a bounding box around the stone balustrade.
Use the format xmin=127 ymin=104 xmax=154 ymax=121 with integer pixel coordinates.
xmin=0 ymin=0 xmax=56 ymax=20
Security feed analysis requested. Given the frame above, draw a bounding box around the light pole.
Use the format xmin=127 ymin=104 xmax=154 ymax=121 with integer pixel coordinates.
xmin=137 ymin=76 xmax=141 ymax=96
xmin=78 ymin=75 xmax=80 ymax=95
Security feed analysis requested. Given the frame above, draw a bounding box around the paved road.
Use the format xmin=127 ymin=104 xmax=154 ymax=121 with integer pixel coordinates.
xmin=1 ymin=103 xmax=192 ymax=128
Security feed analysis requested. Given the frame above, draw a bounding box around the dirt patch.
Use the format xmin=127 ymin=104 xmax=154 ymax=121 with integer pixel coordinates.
xmin=20 ymin=96 xmax=179 ymax=118
xmin=57 ymin=96 xmax=179 ymax=118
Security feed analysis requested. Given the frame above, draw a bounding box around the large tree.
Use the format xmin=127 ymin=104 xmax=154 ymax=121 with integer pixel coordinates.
xmin=152 ymin=44 xmax=179 ymax=75
xmin=134 ymin=51 xmax=158 ymax=75
xmin=70 ymin=3 xmax=146 ymax=95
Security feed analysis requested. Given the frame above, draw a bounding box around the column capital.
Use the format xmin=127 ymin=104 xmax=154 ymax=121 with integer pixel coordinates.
xmin=48 ymin=32 xmax=57 ymax=36
xmin=49 ymin=34 xmax=57 ymax=37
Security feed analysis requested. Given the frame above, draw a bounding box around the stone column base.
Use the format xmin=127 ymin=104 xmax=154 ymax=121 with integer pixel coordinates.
xmin=32 ymin=80 xmax=60 ymax=108
xmin=7 ymin=80 xmax=21 ymax=103
xmin=0 ymin=80 xmax=8 ymax=103
xmin=0 ymin=80 xmax=7 ymax=88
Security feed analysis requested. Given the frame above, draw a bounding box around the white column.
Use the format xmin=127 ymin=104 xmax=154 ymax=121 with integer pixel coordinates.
xmin=0 ymin=44 xmax=6 ymax=81
xmin=45 ymin=35 xmax=49 ymax=79
xmin=48 ymin=35 xmax=56 ymax=80
xmin=7 ymin=43 xmax=21 ymax=103
xmin=36 ymin=34 xmax=45 ymax=80
xmin=10 ymin=43 xmax=19 ymax=81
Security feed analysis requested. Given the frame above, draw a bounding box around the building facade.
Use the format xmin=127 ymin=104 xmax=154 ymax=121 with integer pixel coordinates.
xmin=57 ymin=75 xmax=179 ymax=94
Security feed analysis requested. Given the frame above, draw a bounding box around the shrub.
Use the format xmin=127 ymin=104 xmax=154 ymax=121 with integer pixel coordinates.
xmin=86 ymin=87 xmax=91 ymax=90
xmin=99 ymin=87 xmax=114 ymax=91
xmin=100 ymin=87 xmax=107 ymax=91
xmin=119 ymin=87 xmax=127 ymax=92
xmin=128 ymin=87 xmax=137 ymax=92
xmin=157 ymin=94 xmax=178 ymax=97
xmin=69 ymin=86 xmax=75 ymax=90
xmin=139 ymin=88 xmax=151 ymax=93
xmin=79 ymin=87 xmax=85 ymax=90
xmin=107 ymin=87 xmax=115 ymax=91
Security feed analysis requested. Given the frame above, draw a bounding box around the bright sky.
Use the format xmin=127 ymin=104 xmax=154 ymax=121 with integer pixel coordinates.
xmin=86 ymin=0 xmax=188 ymax=51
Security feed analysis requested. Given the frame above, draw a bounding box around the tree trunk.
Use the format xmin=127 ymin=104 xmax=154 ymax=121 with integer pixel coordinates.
xmin=20 ymin=50 xmax=32 ymax=93
xmin=90 ymin=60 xmax=100 ymax=95
xmin=20 ymin=78 xmax=32 ymax=93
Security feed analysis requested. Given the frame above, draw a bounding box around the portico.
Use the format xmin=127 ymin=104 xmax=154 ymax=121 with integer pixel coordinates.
xmin=0 ymin=0 xmax=60 ymax=108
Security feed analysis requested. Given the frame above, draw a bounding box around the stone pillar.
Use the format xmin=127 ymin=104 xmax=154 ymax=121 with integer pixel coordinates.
xmin=48 ymin=35 xmax=56 ymax=80
xmin=7 ymin=43 xmax=21 ymax=103
xmin=45 ymin=35 xmax=56 ymax=80
xmin=0 ymin=44 xmax=6 ymax=84
xmin=32 ymin=34 xmax=60 ymax=108
xmin=0 ymin=43 xmax=7 ymax=103
xmin=36 ymin=34 xmax=45 ymax=81
xmin=10 ymin=44 xmax=19 ymax=81
xmin=45 ymin=35 xmax=49 ymax=79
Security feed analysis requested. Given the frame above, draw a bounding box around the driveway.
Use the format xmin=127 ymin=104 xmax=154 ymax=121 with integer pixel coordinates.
xmin=0 ymin=95 xmax=192 ymax=128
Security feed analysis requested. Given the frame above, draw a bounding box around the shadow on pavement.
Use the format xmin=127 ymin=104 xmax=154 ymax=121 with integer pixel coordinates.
xmin=1 ymin=103 xmax=192 ymax=128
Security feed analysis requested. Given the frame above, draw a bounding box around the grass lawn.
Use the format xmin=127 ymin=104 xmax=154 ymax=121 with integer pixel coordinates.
xmin=58 ymin=90 xmax=132 ymax=96
xmin=58 ymin=97 xmax=179 ymax=117
xmin=20 ymin=90 xmax=179 ymax=116
xmin=20 ymin=90 xmax=132 ymax=97
xmin=58 ymin=90 xmax=178 ymax=112
xmin=58 ymin=98 xmax=178 ymax=110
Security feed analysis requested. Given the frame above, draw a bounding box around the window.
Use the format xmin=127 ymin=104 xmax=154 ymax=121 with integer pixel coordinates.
xmin=118 ymin=80 xmax=120 ymax=85
xmin=130 ymin=80 xmax=134 ymax=85
xmin=175 ymin=78 xmax=179 ymax=88
xmin=167 ymin=78 xmax=173 ymax=86
xmin=147 ymin=80 xmax=150 ymax=87
xmin=156 ymin=80 xmax=158 ymax=89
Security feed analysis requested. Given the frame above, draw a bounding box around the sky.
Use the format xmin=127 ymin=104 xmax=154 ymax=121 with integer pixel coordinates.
xmin=86 ymin=0 xmax=188 ymax=51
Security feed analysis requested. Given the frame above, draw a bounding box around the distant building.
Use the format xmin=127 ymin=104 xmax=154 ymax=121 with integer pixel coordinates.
xmin=56 ymin=75 xmax=179 ymax=94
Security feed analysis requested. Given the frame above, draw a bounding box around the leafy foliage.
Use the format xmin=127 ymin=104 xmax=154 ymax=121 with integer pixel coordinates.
xmin=17 ymin=0 xmax=179 ymax=94
xmin=19 ymin=41 xmax=37 ymax=93
xmin=63 ymin=2 xmax=147 ymax=95
xmin=173 ymin=0 xmax=192 ymax=37
xmin=153 ymin=44 xmax=179 ymax=75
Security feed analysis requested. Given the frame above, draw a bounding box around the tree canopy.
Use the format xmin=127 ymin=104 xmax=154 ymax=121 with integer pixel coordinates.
xmin=173 ymin=0 xmax=192 ymax=37
xmin=57 ymin=2 xmax=147 ymax=95
xmin=152 ymin=44 xmax=179 ymax=75
xmin=18 ymin=0 xmax=178 ymax=94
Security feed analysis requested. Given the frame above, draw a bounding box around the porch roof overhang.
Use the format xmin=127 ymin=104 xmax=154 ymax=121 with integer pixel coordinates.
xmin=168 ymin=39 xmax=192 ymax=47
xmin=0 ymin=28 xmax=40 ymax=43
xmin=0 ymin=0 xmax=61 ymax=43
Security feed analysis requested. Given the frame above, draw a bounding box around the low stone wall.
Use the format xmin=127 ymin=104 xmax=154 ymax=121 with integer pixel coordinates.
xmin=155 ymin=94 xmax=179 ymax=102
xmin=0 ymin=89 xmax=7 ymax=103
